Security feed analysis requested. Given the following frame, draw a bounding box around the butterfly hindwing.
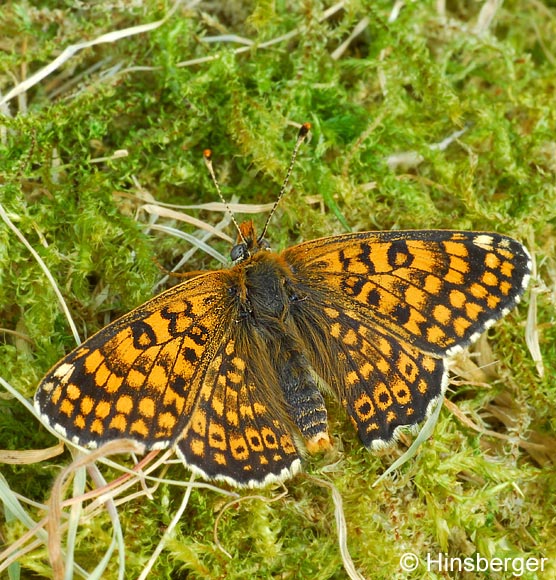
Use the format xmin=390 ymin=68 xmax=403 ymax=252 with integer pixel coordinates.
xmin=177 ymin=333 xmax=301 ymax=487
xmin=303 ymin=304 xmax=446 ymax=447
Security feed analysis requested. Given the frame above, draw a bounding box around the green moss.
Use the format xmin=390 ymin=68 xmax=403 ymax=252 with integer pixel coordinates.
xmin=1 ymin=1 xmax=555 ymax=578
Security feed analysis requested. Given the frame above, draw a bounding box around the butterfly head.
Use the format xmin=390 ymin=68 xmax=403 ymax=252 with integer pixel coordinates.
xmin=230 ymin=220 xmax=271 ymax=263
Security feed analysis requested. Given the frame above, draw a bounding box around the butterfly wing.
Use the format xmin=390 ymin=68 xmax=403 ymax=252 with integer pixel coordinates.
xmin=177 ymin=333 xmax=301 ymax=487
xmin=290 ymin=300 xmax=447 ymax=448
xmin=283 ymin=230 xmax=531 ymax=446
xmin=35 ymin=269 xmax=302 ymax=486
xmin=35 ymin=272 xmax=233 ymax=449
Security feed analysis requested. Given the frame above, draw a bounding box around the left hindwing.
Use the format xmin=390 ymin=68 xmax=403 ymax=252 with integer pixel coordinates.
xmin=177 ymin=330 xmax=301 ymax=487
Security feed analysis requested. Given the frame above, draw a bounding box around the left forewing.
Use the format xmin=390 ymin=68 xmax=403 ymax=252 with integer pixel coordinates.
xmin=283 ymin=230 xmax=531 ymax=357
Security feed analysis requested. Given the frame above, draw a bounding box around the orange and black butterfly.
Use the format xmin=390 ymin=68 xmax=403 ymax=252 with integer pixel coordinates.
xmin=35 ymin=124 xmax=531 ymax=487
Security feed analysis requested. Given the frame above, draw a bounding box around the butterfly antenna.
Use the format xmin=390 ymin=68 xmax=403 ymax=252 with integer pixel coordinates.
xmin=259 ymin=122 xmax=311 ymax=241
xmin=203 ymin=148 xmax=246 ymax=243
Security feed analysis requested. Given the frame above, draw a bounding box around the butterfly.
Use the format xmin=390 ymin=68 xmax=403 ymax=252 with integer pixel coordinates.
xmin=35 ymin=123 xmax=532 ymax=487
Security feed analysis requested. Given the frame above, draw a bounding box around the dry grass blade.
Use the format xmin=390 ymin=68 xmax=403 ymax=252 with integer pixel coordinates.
xmin=309 ymin=476 xmax=367 ymax=580
xmin=0 ymin=0 xmax=195 ymax=109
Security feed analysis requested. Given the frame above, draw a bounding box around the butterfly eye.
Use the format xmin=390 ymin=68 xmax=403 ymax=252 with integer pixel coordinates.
xmin=230 ymin=242 xmax=249 ymax=262
xmin=258 ymin=238 xmax=271 ymax=251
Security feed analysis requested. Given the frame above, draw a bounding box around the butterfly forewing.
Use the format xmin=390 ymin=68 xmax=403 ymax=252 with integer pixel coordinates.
xmin=35 ymin=272 xmax=234 ymax=449
xmin=284 ymin=230 xmax=531 ymax=357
